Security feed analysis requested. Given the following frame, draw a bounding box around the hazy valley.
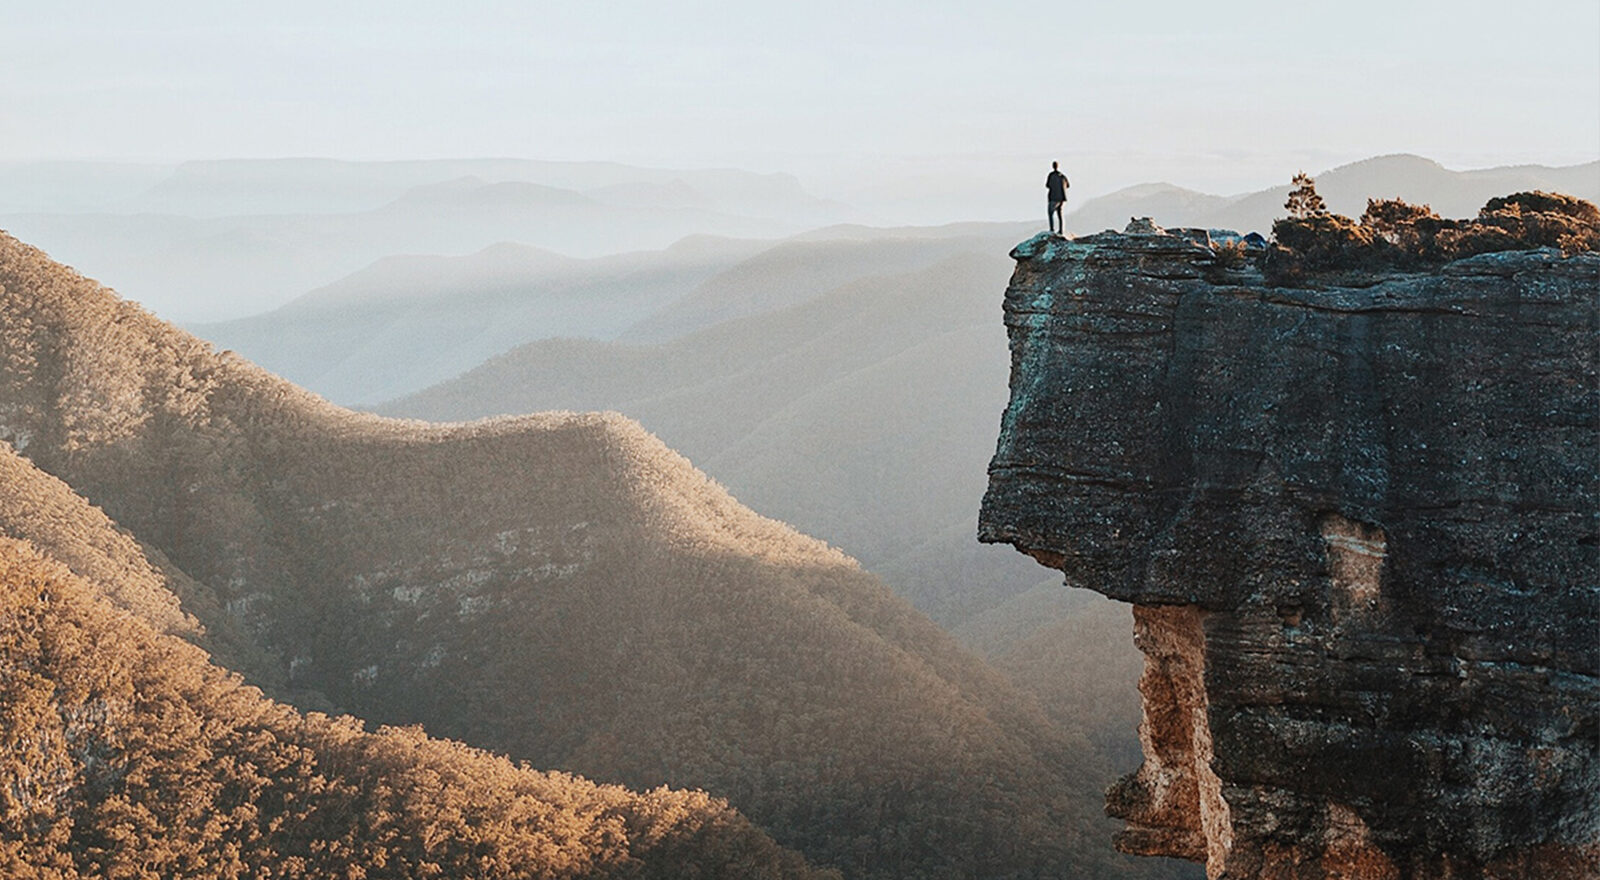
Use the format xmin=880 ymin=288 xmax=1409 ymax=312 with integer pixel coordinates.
xmin=0 ymin=229 xmax=1192 ymax=878
xmin=2 ymin=151 xmax=1594 ymax=878
xmin=0 ymin=159 xmax=856 ymax=322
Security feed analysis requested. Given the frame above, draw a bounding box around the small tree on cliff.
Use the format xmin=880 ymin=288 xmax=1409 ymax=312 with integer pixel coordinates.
xmin=1268 ymin=173 xmax=1375 ymax=283
xmin=1285 ymin=172 xmax=1328 ymax=219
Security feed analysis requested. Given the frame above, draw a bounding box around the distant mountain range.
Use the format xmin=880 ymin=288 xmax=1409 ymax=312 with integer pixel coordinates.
xmin=379 ymin=233 xmax=1054 ymax=628
xmin=8 ymin=152 xmax=1576 ymax=876
xmin=1062 ymin=153 xmax=1599 ymax=236
xmin=4 ymin=153 xmax=1591 ymax=323
xmin=0 ymin=157 xmax=846 ymax=219
xmin=0 ymin=159 xmax=861 ymax=321
xmin=0 ymin=231 xmax=1190 ymax=879
xmin=614 ymin=227 xmax=1032 ymax=343
xmin=360 ymin=153 xmax=1597 ymax=634
xmin=192 ymin=236 xmax=772 ymax=404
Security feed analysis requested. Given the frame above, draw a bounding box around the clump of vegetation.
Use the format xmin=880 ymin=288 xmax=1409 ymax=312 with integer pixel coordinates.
xmin=1360 ymin=197 xmax=1439 ymax=243
xmin=1268 ymin=210 xmax=1374 ymax=280
xmin=1466 ymin=191 xmax=1600 ymax=255
xmin=1210 ymin=238 xmax=1249 ymax=270
xmin=1201 ymin=237 xmax=1253 ymax=282
xmin=1264 ymin=175 xmax=1599 ymax=285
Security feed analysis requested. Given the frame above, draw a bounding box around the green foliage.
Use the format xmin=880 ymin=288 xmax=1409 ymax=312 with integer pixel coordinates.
xmin=1266 ymin=187 xmax=1600 ymax=285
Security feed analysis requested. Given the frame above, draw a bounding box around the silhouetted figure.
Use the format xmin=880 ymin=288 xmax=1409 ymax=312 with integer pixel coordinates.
xmin=1046 ymin=162 xmax=1070 ymax=235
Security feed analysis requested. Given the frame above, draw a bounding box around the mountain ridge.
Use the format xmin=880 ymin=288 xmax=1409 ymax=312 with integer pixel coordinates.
xmin=378 ymin=246 xmax=1059 ymax=627
xmin=190 ymin=236 xmax=769 ymax=404
xmin=0 ymin=229 xmax=1176 ymax=879
xmin=1064 ymin=154 xmax=1600 ymax=236
xmin=0 ymin=523 xmax=834 ymax=879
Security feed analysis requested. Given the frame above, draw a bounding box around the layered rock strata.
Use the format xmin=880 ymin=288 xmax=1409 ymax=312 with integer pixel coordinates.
xmin=980 ymin=229 xmax=1599 ymax=878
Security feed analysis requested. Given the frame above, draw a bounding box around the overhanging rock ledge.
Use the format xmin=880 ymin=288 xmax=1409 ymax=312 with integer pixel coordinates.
xmin=979 ymin=229 xmax=1599 ymax=879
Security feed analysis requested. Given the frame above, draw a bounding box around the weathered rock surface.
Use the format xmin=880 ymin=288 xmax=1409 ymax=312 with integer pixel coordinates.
xmin=980 ymin=230 xmax=1599 ymax=878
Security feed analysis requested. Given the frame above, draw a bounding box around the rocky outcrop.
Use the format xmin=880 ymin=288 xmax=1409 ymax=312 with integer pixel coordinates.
xmin=979 ymin=229 xmax=1599 ymax=878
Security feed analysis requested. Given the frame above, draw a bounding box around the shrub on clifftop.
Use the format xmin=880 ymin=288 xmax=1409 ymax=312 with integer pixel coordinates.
xmin=1466 ymin=191 xmax=1600 ymax=255
xmin=1265 ymin=178 xmax=1599 ymax=284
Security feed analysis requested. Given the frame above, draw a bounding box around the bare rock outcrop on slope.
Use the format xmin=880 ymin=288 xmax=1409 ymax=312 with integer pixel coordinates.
xmin=979 ymin=230 xmax=1599 ymax=877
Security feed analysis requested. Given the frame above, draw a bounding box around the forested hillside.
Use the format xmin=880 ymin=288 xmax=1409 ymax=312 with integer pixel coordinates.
xmin=0 ymin=528 xmax=831 ymax=879
xmin=0 ymin=230 xmax=1188 ymax=878
xmin=377 ymin=238 xmax=1154 ymax=796
xmin=383 ymin=247 xmax=1051 ymax=626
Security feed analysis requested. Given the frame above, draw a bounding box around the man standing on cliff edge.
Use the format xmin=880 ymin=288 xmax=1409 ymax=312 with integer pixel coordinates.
xmin=1046 ymin=161 xmax=1070 ymax=235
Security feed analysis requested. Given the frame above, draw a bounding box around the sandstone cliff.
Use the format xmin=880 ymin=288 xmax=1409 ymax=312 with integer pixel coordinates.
xmin=979 ymin=229 xmax=1598 ymax=878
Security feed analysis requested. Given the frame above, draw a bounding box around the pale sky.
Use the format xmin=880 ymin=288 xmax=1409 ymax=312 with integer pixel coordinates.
xmin=3 ymin=0 xmax=1597 ymax=198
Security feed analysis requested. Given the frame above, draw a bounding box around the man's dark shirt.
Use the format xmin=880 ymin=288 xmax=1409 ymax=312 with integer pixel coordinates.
xmin=1047 ymin=170 xmax=1068 ymax=201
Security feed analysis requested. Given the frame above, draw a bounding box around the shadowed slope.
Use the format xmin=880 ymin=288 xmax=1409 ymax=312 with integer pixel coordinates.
xmin=615 ymin=234 xmax=1007 ymax=343
xmin=0 ymin=446 xmax=284 ymax=692
xmin=192 ymin=236 xmax=767 ymax=404
xmin=0 ymin=230 xmax=1162 ymax=879
xmin=0 ymin=446 xmax=200 ymax=641
xmin=0 ymin=532 xmax=833 ymax=879
xmin=383 ymin=250 xmax=1054 ymax=626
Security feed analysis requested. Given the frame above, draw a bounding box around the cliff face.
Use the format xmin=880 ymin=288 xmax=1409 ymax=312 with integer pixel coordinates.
xmin=979 ymin=230 xmax=1599 ymax=878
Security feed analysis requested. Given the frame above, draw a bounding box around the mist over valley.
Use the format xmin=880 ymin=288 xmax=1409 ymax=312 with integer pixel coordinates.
xmin=3 ymin=144 xmax=1596 ymax=875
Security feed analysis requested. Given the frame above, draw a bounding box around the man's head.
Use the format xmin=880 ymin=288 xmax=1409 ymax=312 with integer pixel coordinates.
xmin=1052 ymin=161 xmax=1059 ymax=170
